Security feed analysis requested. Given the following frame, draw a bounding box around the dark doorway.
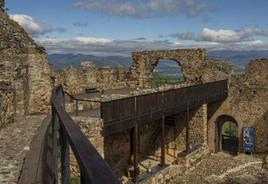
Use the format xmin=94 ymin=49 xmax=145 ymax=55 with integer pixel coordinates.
xmin=221 ymin=121 xmax=238 ymax=155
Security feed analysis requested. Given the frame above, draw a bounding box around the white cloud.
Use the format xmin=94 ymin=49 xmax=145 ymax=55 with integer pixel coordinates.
xmin=73 ymin=37 xmax=112 ymax=44
xmin=73 ymin=0 xmax=211 ymax=18
xmin=37 ymin=36 xmax=176 ymax=56
xmin=172 ymin=27 xmax=268 ymax=43
xmin=36 ymin=35 xmax=268 ymax=56
xmin=10 ymin=14 xmax=52 ymax=37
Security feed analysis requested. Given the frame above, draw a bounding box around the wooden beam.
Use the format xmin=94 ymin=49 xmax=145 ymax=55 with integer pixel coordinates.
xmin=186 ymin=102 xmax=190 ymax=153
xmin=133 ymin=123 xmax=138 ymax=182
xmin=161 ymin=113 xmax=165 ymax=167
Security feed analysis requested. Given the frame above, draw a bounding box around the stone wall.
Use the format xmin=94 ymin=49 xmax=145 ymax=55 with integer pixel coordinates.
xmin=188 ymin=105 xmax=208 ymax=149
xmin=129 ymin=49 xmax=207 ymax=88
xmin=245 ymin=59 xmax=268 ymax=86
xmin=207 ymin=60 xmax=268 ymax=153
xmin=0 ymin=81 xmax=15 ymax=128
xmin=0 ymin=0 xmax=4 ymax=11
xmin=53 ymin=61 xmax=128 ymax=95
xmin=0 ymin=5 xmax=52 ymax=115
xmin=70 ymin=116 xmax=104 ymax=176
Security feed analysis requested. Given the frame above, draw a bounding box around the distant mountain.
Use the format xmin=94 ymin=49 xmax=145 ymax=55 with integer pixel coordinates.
xmin=48 ymin=50 xmax=268 ymax=75
xmin=48 ymin=54 xmax=132 ymax=69
xmin=208 ymin=50 xmax=268 ymax=73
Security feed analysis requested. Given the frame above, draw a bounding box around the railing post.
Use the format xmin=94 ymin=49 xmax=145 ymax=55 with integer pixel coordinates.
xmin=133 ymin=122 xmax=138 ymax=183
xmin=186 ymin=101 xmax=190 ymax=153
xmin=133 ymin=96 xmax=138 ymax=183
xmin=161 ymin=112 xmax=165 ymax=167
xmin=51 ymin=105 xmax=59 ymax=184
xmin=60 ymin=124 xmax=70 ymax=184
xmin=75 ymin=100 xmax=78 ymax=116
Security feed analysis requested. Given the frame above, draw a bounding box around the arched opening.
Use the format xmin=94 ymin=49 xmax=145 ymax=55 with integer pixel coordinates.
xmin=149 ymin=59 xmax=184 ymax=87
xmin=216 ymin=115 xmax=239 ymax=155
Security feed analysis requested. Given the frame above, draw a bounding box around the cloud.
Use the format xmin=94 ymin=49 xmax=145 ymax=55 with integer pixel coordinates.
xmin=72 ymin=21 xmax=88 ymax=27
xmin=37 ymin=36 xmax=176 ymax=56
xmin=37 ymin=36 xmax=268 ymax=56
xmin=73 ymin=0 xmax=211 ymax=18
xmin=10 ymin=14 xmax=52 ymax=37
xmin=172 ymin=27 xmax=268 ymax=43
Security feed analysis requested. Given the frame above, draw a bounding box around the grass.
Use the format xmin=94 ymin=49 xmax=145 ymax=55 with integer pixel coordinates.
xmin=70 ymin=176 xmax=80 ymax=184
xmin=0 ymin=115 xmax=15 ymax=130
xmin=149 ymin=74 xmax=184 ymax=88
xmin=222 ymin=121 xmax=237 ymax=137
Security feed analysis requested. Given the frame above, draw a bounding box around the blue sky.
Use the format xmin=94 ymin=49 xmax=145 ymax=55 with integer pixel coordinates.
xmin=5 ymin=0 xmax=268 ymax=55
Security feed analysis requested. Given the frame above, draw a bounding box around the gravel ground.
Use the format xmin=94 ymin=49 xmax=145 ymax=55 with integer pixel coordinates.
xmin=170 ymin=152 xmax=268 ymax=184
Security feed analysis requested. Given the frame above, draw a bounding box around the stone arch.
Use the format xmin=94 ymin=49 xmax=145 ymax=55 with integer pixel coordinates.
xmin=149 ymin=57 xmax=184 ymax=86
xmin=215 ymin=115 xmax=239 ymax=154
xmin=128 ymin=49 xmax=207 ymax=88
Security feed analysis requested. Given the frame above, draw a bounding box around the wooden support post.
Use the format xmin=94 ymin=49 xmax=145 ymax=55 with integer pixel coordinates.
xmin=186 ymin=102 xmax=190 ymax=153
xmin=161 ymin=113 xmax=165 ymax=167
xmin=75 ymin=100 xmax=78 ymax=116
xmin=133 ymin=123 xmax=138 ymax=183
xmin=173 ymin=127 xmax=176 ymax=160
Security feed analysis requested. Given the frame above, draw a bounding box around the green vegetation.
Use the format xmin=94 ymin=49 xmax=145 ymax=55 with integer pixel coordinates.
xmin=0 ymin=115 xmax=15 ymax=129
xmin=70 ymin=176 xmax=80 ymax=184
xmin=149 ymin=74 xmax=184 ymax=88
xmin=222 ymin=121 xmax=237 ymax=137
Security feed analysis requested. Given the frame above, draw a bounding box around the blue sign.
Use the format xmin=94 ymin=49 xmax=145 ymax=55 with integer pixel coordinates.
xmin=243 ymin=127 xmax=255 ymax=153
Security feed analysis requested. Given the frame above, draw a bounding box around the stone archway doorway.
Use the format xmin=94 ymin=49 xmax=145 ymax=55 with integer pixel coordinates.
xmin=149 ymin=59 xmax=184 ymax=87
xmin=216 ymin=116 xmax=239 ymax=155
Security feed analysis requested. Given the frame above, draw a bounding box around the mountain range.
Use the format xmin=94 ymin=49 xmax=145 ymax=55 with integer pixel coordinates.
xmin=48 ymin=50 xmax=268 ymax=75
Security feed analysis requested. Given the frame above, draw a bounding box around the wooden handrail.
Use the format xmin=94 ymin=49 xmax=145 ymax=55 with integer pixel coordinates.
xmin=51 ymin=85 xmax=120 ymax=184
xmin=64 ymin=90 xmax=101 ymax=116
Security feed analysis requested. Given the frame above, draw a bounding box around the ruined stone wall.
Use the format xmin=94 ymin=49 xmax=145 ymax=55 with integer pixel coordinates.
xmin=70 ymin=116 xmax=104 ymax=175
xmin=207 ymin=60 xmax=268 ymax=153
xmin=245 ymin=59 xmax=268 ymax=86
xmin=0 ymin=81 xmax=15 ymax=128
xmin=0 ymin=5 xmax=52 ymax=114
xmin=128 ymin=49 xmax=233 ymax=88
xmin=188 ymin=105 xmax=208 ymax=149
xmin=129 ymin=49 xmax=207 ymax=88
xmin=53 ymin=62 xmax=128 ymax=95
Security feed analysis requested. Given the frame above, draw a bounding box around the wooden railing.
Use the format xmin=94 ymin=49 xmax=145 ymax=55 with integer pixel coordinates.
xmin=51 ymin=85 xmax=120 ymax=184
xmin=101 ymin=79 xmax=228 ymax=135
xmin=64 ymin=90 xmax=101 ymax=116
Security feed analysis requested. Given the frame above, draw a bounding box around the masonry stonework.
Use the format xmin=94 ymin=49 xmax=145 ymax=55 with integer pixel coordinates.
xmin=0 ymin=6 xmax=52 ymax=115
xmin=207 ymin=59 xmax=268 ymax=153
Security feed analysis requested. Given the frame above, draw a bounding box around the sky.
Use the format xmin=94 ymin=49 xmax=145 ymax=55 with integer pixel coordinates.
xmin=5 ymin=0 xmax=268 ymax=56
